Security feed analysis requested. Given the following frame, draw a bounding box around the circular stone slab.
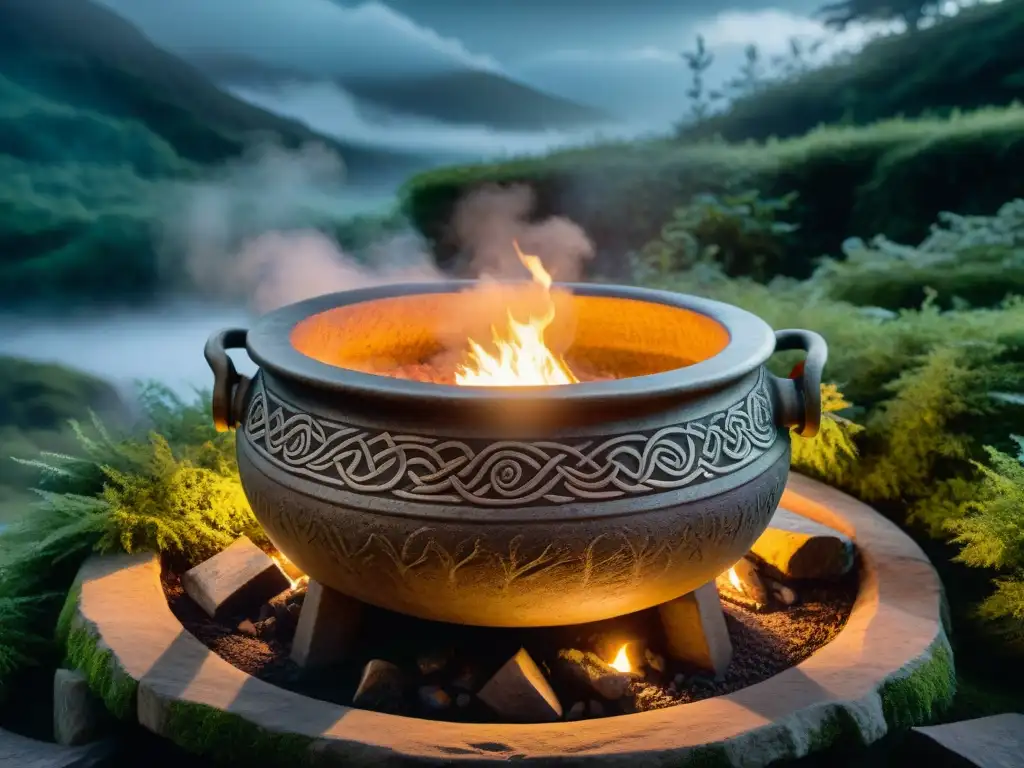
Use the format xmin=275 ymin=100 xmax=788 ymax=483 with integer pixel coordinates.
xmin=59 ymin=474 xmax=954 ymax=767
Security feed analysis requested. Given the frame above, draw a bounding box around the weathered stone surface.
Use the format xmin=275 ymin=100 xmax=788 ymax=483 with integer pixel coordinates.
xmin=751 ymin=507 xmax=855 ymax=579
xmin=53 ymin=668 xmax=105 ymax=747
xmin=477 ymin=648 xmax=562 ymax=723
xmin=0 ymin=727 xmax=113 ymax=768
xmin=180 ymin=535 xmax=290 ymax=618
xmin=565 ymin=701 xmax=585 ymax=721
xmin=910 ymin=713 xmax=1024 ymax=767
xmin=352 ymin=660 xmax=404 ymax=714
xmin=290 ymin=580 xmax=363 ymax=668
xmin=556 ymin=649 xmax=631 ymax=700
xmin=60 ymin=474 xmax=953 ymax=768
xmin=658 ymin=582 xmax=734 ymax=680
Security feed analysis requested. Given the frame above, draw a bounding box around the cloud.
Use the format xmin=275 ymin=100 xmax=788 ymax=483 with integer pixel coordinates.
xmin=228 ymin=80 xmax=639 ymax=159
xmin=95 ymin=0 xmax=500 ymax=80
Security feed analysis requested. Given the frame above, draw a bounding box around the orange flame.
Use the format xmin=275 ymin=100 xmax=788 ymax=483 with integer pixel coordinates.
xmin=454 ymin=242 xmax=578 ymax=387
xmin=609 ymin=643 xmax=632 ymax=673
xmin=727 ymin=567 xmax=743 ymax=593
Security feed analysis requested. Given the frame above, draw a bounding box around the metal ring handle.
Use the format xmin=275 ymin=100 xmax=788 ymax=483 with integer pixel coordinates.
xmin=204 ymin=328 xmax=251 ymax=432
xmin=770 ymin=329 xmax=828 ymax=438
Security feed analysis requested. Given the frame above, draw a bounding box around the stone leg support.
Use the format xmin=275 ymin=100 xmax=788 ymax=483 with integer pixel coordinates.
xmin=657 ymin=581 xmax=733 ymax=680
xmin=290 ymin=580 xmax=363 ymax=669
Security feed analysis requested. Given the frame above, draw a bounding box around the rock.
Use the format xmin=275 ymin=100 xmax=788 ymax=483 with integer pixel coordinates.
xmin=765 ymin=578 xmax=798 ymax=607
xmin=180 ymin=536 xmax=291 ymax=619
xmin=258 ymin=603 xmax=275 ymax=622
xmin=477 ymin=648 xmax=563 ymax=723
xmin=455 ymin=693 xmax=472 ymax=708
xmin=236 ymin=619 xmax=258 ymax=637
xmin=352 ymin=660 xmax=405 ymax=714
xmin=256 ymin=616 xmax=277 ymax=639
xmin=910 ymin=713 xmax=1024 ymax=768
xmin=566 ymin=701 xmax=585 ymax=721
xmin=587 ymin=700 xmax=605 ymax=718
xmin=673 ymin=672 xmax=686 ymax=687
xmin=729 ymin=557 xmax=771 ymax=607
xmin=0 ymin=727 xmax=114 ymax=768
xmin=290 ymin=580 xmax=363 ymax=669
xmin=450 ymin=666 xmax=478 ymax=692
xmin=658 ymin=582 xmax=733 ymax=681
xmin=416 ymin=649 xmax=452 ymax=676
xmin=53 ymin=669 xmax=105 ymax=747
xmin=418 ymin=685 xmax=451 ymax=713
xmin=644 ymin=649 xmax=666 ymax=675
xmin=556 ymin=649 xmax=631 ymax=700
xmin=751 ymin=508 xmax=855 ymax=580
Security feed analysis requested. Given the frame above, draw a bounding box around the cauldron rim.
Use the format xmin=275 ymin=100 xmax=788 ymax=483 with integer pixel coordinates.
xmin=245 ymin=280 xmax=775 ymax=406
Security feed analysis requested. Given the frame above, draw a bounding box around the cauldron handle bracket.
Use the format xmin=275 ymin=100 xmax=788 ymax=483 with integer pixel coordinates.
xmin=769 ymin=329 xmax=827 ymax=439
xmin=204 ymin=328 xmax=251 ymax=432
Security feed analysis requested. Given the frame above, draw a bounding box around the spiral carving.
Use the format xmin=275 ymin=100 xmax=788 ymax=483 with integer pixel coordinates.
xmin=243 ymin=369 xmax=778 ymax=507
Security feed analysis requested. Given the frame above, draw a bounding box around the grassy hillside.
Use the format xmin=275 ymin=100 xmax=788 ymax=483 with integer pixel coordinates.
xmin=0 ymin=0 xmax=425 ymax=306
xmin=0 ymin=357 xmax=129 ymax=525
xmin=681 ymin=0 xmax=1024 ymax=142
xmin=401 ymin=106 xmax=1024 ymax=279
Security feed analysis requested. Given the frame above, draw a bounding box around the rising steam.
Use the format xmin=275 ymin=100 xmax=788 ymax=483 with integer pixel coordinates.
xmin=162 ymin=143 xmax=595 ymax=316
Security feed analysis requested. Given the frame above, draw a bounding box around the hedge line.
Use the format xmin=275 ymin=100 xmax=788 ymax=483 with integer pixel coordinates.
xmin=401 ymin=107 xmax=1024 ymax=279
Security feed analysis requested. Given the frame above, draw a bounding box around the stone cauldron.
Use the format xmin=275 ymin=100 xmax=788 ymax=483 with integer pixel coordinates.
xmin=205 ymin=282 xmax=826 ymax=627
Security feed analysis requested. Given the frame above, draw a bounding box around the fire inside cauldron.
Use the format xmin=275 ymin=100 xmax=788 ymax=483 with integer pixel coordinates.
xmin=204 ymin=244 xmax=827 ymax=629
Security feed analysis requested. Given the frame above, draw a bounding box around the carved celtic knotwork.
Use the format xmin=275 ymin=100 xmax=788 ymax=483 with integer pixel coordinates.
xmin=243 ymin=369 xmax=778 ymax=507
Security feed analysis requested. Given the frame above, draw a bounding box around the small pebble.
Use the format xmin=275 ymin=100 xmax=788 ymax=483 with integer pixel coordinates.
xmin=645 ymin=649 xmax=666 ymax=674
xmin=417 ymin=649 xmax=452 ymax=676
xmin=566 ymin=701 xmax=585 ymax=721
xmin=236 ymin=619 xmax=257 ymax=636
xmin=455 ymin=693 xmax=472 ymax=708
xmin=673 ymin=673 xmax=686 ymax=687
xmin=258 ymin=603 xmax=274 ymax=622
xmin=587 ymin=700 xmax=604 ymax=718
xmin=418 ymin=685 xmax=452 ymax=712
xmin=286 ymin=603 xmax=301 ymax=619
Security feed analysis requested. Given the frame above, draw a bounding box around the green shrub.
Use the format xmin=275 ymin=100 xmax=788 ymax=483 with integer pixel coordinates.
xmin=814 ymin=199 xmax=1024 ymax=310
xmin=948 ymin=436 xmax=1024 ymax=649
xmin=637 ymin=190 xmax=799 ymax=281
xmin=0 ymin=386 xmax=256 ymax=696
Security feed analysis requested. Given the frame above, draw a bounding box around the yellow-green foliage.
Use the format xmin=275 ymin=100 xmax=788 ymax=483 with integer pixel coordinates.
xmin=948 ymin=437 xmax=1024 ymax=648
xmin=0 ymin=386 xmax=257 ymax=695
xmin=790 ymin=384 xmax=863 ymax=486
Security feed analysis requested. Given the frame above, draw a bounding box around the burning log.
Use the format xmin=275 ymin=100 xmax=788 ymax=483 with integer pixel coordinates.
xmin=716 ymin=557 xmax=770 ymax=610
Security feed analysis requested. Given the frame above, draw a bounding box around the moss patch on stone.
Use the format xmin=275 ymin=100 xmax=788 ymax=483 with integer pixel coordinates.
xmin=164 ymin=700 xmax=315 ymax=767
xmin=54 ymin=582 xmax=82 ymax=650
xmin=64 ymin=625 xmax=137 ymax=721
xmin=879 ymin=632 xmax=956 ymax=731
xmin=680 ymin=744 xmax=732 ymax=767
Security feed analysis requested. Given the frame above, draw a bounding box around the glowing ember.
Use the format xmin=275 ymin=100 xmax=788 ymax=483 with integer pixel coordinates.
xmin=609 ymin=643 xmax=632 ymax=673
xmin=727 ymin=567 xmax=743 ymax=593
xmin=454 ymin=241 xmax=579 ymax=387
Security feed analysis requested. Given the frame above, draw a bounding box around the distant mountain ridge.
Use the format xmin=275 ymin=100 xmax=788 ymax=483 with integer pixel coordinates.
xmin=0 ymin=0 xmax=432 ymax=178
xmin=188 ymin=51 xmax=612 ymax=130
